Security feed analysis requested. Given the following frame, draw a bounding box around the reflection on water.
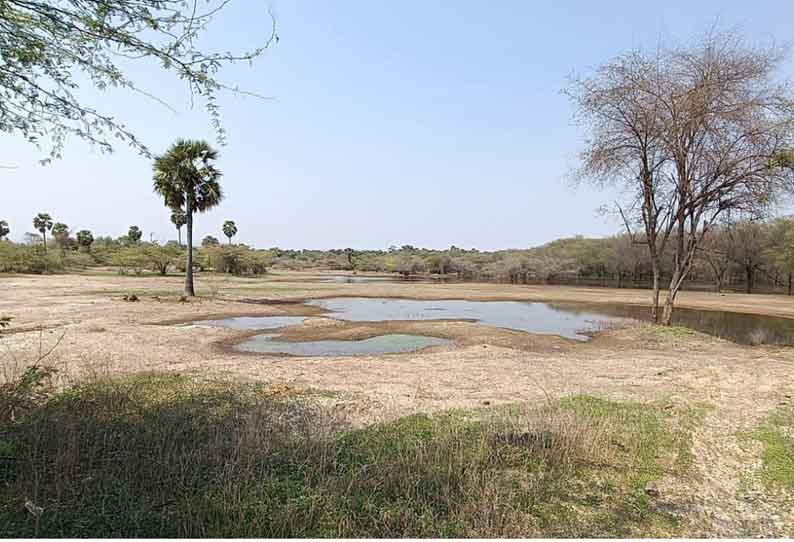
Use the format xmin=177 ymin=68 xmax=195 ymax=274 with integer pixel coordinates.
xmin=197 ymin=316 xmax=306 ymax=330
xmin=318 ymin=275 xmax=397 ymax=284
xmin=235 ymin=333 xmax=451 ymax=356
xmin=307 ymin=298 xmax=630 ymax=341
xmin=549 ymin=302 xmax=794 ymax=346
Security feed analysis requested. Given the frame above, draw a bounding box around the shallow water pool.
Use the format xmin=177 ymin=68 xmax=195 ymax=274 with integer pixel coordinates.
xmin=197 ymin=316 xmax=306 ymax=330
xmin=201 ymin=297 xmax=794 ymax=356
xmin=306 ymin=298 xmax=623 ymax=341
xmin=235 ymin=333 xmax=452 ymax=356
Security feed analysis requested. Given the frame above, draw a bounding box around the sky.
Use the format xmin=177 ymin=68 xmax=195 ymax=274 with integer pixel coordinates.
xmin=4 ymin=0 xmax=794 ymax=250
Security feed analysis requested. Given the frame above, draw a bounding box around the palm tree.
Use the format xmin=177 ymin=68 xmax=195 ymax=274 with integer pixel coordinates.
xmin=32 ymin=213 xmax=53 ymax=252
xmin=222 ymin=220 xmax=237 ymax=245
xmin=0 ymin=220 xmax=9 ymax=241
xmin=153 ymin=139 xmax=223 ymax=296
xmin=170 ymin=209 xmax=187 ymax=246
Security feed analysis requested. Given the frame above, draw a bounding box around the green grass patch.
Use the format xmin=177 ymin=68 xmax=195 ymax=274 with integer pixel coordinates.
xmin=0 ymin=373 xmax=702 ymax=537
xmin=750 ymin=404 xmax=794 ymax=491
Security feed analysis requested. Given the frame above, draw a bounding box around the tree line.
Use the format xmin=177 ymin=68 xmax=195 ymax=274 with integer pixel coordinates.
xmin=0 ymin=213 xmax=255 ymax=277
xmin=261 ymin=216 xmax=794 ymax=295
xmin=4 ymin=212 xmax=794 ymax=296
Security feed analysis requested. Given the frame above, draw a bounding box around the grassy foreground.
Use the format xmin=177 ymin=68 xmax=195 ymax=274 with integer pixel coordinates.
xmin=0 ymin=371 xmax=703 ymax=537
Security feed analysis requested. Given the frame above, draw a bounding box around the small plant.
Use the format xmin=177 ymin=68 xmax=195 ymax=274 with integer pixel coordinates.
xmin=0 ymin=365 xmax=57 ymax=423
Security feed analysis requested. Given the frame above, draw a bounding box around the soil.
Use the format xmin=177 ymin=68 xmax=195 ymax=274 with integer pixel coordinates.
xmin=2 ymin=269 xmax=794 ymax=535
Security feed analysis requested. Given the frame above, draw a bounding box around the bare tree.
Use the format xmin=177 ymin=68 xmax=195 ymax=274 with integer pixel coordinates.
xmin=724 ymin=220 xmax=768 ymax=293
xmin=698 ymin=224 xmax=733 ymax=292
xmin=568 ymin=30 xmax=794 ymax=323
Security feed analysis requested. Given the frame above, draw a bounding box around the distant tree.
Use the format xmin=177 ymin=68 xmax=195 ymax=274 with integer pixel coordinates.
xmin=51 ymin=222 xmax=67 ymax=237
xmin=76 ymin=230 xmax=94 ymax=252
xmin=32 ymin=213 xmax=53 ymax=252
xmin=144 ymin=244 xmax=182 ymax=276
xmin=698 ymin=226 xmax=733 ymax=293
xmin=222 ymin=220 xmax=238 ymax=245
xmin=170 ymin=209 xmax=187 ymax=246
xmin=202 ymin=236 xmax=220 ymax=248
xmin=726 ymin=220 xmax=768 ymax=294
xmin=153 ymin=139 xmax=223 ymax=296
xmin=51 ymin=222 xmax=70 ymax=252
xmin=0 ymin=220 xmax=9 ymax=241
xmin=394 ymin=256 xmax=425 ymax=278
xmin=127 ymin=226 xmax=143 ymax=245
xmin=344 ymin=247 xmax=356 ymax=270
xmin=767 ymin=218 xmax=794 ymax=295
xmin=567 ymin=30 xmax=794 ymax=323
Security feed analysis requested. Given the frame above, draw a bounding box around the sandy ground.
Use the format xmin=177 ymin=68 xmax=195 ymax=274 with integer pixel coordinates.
xmin=2 ymin=270 xmax=794 ymax=535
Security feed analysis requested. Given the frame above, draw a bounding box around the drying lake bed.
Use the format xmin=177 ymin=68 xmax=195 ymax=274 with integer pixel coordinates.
xmin=2 ymin=270 xmax=794 ymax=535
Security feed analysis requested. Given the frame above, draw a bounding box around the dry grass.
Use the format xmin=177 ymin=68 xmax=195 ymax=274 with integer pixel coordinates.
xmin=0 ymin=370 xmax=702 ymax=537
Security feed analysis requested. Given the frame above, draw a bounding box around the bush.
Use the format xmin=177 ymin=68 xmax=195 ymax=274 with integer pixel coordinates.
xmin=204 ymin=246 xmax=269 ymax=276
xmin=112 ymin=247 xmax=149 ymax=275
xmin=61 ymin=251 xmax=96 ymax=270
xmin=144 ymin=244 xmax=183 ymax=275
xmin=0 ymin=365 xmax=57 ymax=424
xmin=0 ymin=242 xmax=63 ymax=274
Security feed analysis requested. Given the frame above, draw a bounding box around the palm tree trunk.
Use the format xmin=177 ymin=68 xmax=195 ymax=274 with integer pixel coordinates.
xmin=177 ymin=227 xmax=182 ymax=247
xmin=42 ymin=231 xmax=47 ymax=253
xmin=184 ymin=199 xmax=195 ymax=297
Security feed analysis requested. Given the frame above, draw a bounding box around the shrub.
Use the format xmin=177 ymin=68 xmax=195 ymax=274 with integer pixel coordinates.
xmin=144 ymin=244 xmax=183 ymax=275
xmin=112 ymin=247 xmax=148 ymax=275
xmin=0 ymin=242 xmax=63 ymax=274
xmin=204 ymin=246 xmax=269 ymax=276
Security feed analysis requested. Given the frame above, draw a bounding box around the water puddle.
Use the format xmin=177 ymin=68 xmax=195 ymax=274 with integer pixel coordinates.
xmin=306 ymin=298 xmax=623 ymax=341
xmin=235 ymin=333 xmax=451 ymax=356
xmin=199 ymin=297 xmax=794 ymax=357
xmin=317 ymin=275 xmax=398 ymax=284
xmin=558 ymin=303 xmax=794 ymax=346
xmin=196 ymin=316 xmax=306 ymax=330
xmin=306 ymin=297 xmax=794 ymax=345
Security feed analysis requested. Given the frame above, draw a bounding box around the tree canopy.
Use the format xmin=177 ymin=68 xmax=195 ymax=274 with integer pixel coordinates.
xmin=128 ymin=225 xmax=142 ymax=244
xmin=0 ymin=0 xmax=277 ymax=161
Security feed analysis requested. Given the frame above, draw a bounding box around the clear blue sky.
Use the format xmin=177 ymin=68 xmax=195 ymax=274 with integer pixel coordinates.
xmin=3 ymin=1 xmax=793 ymax=250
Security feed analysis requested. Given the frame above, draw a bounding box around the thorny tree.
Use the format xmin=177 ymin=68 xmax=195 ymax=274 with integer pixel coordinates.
xmin=567 ymin=30 xmax=794 ymax=324
xmin=0 ymin=0 xmax=277 ymax=161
